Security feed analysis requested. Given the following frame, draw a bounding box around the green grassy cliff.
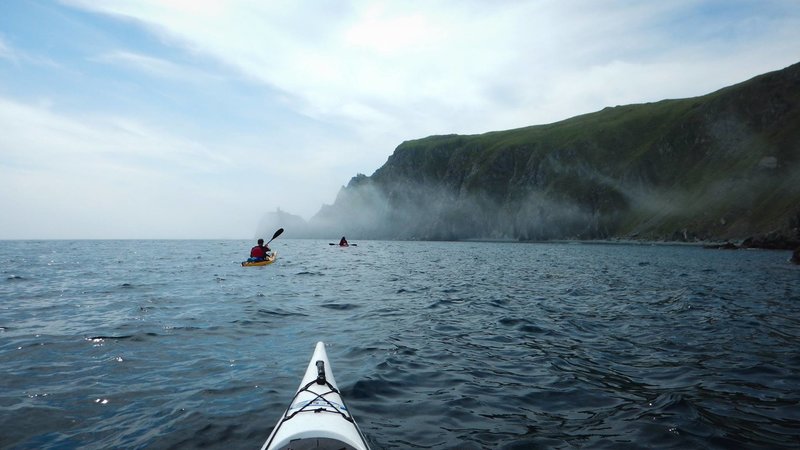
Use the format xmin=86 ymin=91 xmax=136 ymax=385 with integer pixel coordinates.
xmin=309 ymin=62 xmax=800 ymax=245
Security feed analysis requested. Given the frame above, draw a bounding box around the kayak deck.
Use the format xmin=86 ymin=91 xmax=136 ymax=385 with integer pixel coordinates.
xmin=262 ymin=342 xmax=369 ymax=450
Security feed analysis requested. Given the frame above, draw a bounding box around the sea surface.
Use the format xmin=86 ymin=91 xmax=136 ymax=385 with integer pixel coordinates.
xmin=1 ymin=239 xmax=799 ymax=449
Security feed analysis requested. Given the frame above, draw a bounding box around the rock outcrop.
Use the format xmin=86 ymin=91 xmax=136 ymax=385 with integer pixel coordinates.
xmin=300 ymin=62 xmax=800 ymax=245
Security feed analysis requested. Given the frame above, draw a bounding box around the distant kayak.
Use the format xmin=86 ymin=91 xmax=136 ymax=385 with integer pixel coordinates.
xmin=329 ymin=243 xmax=357 ymax=247
xmin=241 ymin=252 xmax=277 ymax=267
xmin=261 ymin=341 xmax=370 ymax=450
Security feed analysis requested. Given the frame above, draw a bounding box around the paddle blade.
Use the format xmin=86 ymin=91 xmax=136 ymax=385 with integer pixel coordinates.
xmin=266 ymin=228 xmax=284 ymax=245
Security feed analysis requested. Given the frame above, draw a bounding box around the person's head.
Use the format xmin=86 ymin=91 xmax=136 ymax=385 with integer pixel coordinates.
xmin=341 ymin=236 xmax=346 ymax=240
xmin=258 ymin=238 xmax=264 ymax=245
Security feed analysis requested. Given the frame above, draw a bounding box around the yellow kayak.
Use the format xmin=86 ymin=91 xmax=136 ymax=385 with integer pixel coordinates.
xmin=241 ymin=252 xmax=278 ymax=267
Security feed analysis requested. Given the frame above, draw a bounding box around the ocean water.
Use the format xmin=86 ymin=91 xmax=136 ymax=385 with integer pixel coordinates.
xmin=1 ymin=239 xmax=799 ymax=449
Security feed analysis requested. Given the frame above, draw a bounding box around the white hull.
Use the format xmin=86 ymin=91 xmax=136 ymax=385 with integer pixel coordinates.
xmin=262 ymin=342 xmax=370 ymax=450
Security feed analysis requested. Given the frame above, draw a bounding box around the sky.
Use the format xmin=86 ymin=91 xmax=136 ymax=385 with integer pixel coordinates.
xmin=1 ymin=0 xmax=799 ymax=239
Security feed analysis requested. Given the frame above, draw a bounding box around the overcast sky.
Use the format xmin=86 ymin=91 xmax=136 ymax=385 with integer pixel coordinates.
xmin=1 ymin=0 xmax=799 ymax=239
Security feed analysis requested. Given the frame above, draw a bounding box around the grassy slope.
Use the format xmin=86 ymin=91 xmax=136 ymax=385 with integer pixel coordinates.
xmin=328 ymin=62 xmax=800 ymax=242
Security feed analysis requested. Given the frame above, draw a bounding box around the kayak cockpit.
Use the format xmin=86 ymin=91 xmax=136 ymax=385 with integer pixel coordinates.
xmin=269 ymin=435 xmax=364 ymax=450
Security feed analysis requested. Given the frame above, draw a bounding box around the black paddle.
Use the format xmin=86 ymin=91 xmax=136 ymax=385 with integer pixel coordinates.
xmin=266 ymin=228 xmax=284 ymax=246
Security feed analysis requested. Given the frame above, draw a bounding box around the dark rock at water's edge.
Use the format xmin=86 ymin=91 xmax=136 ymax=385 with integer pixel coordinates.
xmin=792 ymin=247 xmax=800 ymax=264
xmin=741 ymin=231 xmax=800 ymax=250
xmin=277 ymin=62 xmax=800 ymax=244
xmin=703 ymin=241 xmax=740 ymax=250
xmin=702 ymin=229 xmax=800 ymax=251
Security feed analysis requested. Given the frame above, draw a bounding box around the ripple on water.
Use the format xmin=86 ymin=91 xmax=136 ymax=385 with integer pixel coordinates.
xmin=1 ymin=240 xmax=800 ymax=449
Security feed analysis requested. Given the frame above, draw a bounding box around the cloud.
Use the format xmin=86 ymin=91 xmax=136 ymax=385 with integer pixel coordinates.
xmin=0 ymin=97 xmax=251 ymax=238
xmin=91 ymin=50 xmax=218 ymax=82
xmin=58 ymin=1 xmax=800 ymax=135
xmin=0 ymin=34 xmax=60 ymax=68
xmin=0 ymin=97 xmax=230 ymax=172
xmin=2 ymin=0 xmax=800 ymax=238
xmin=0 ymin=36 xmax=11 ymax=60
xmin=0 ymin=92 xmax=375 ymax=238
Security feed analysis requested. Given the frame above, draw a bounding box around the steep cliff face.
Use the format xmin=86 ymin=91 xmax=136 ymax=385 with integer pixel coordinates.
xmin=308 ymin=62 xmax=800 ymax=243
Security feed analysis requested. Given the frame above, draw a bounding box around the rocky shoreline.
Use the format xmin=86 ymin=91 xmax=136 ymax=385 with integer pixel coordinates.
xmin=701 ymin=231 xmax=800 ymax=264
xmin=702 ymin=231 xmax=799 ymax=249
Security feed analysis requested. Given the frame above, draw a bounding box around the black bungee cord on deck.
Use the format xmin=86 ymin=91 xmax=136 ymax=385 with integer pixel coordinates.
xmin=263 ymin=360 xmax=358 ymax=449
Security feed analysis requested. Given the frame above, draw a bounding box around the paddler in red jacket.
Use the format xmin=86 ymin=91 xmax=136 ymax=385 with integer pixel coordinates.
xmin=249 ymin=238 xmax=271 ymax=261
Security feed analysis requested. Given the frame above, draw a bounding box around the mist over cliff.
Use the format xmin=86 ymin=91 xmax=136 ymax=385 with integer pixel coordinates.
xmin=263 ymin=62 xmax=800 ymax=244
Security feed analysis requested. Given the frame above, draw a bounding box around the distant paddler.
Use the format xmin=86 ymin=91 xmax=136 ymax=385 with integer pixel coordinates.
xmin=328 ymin=236 xmax=357 ymax=247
